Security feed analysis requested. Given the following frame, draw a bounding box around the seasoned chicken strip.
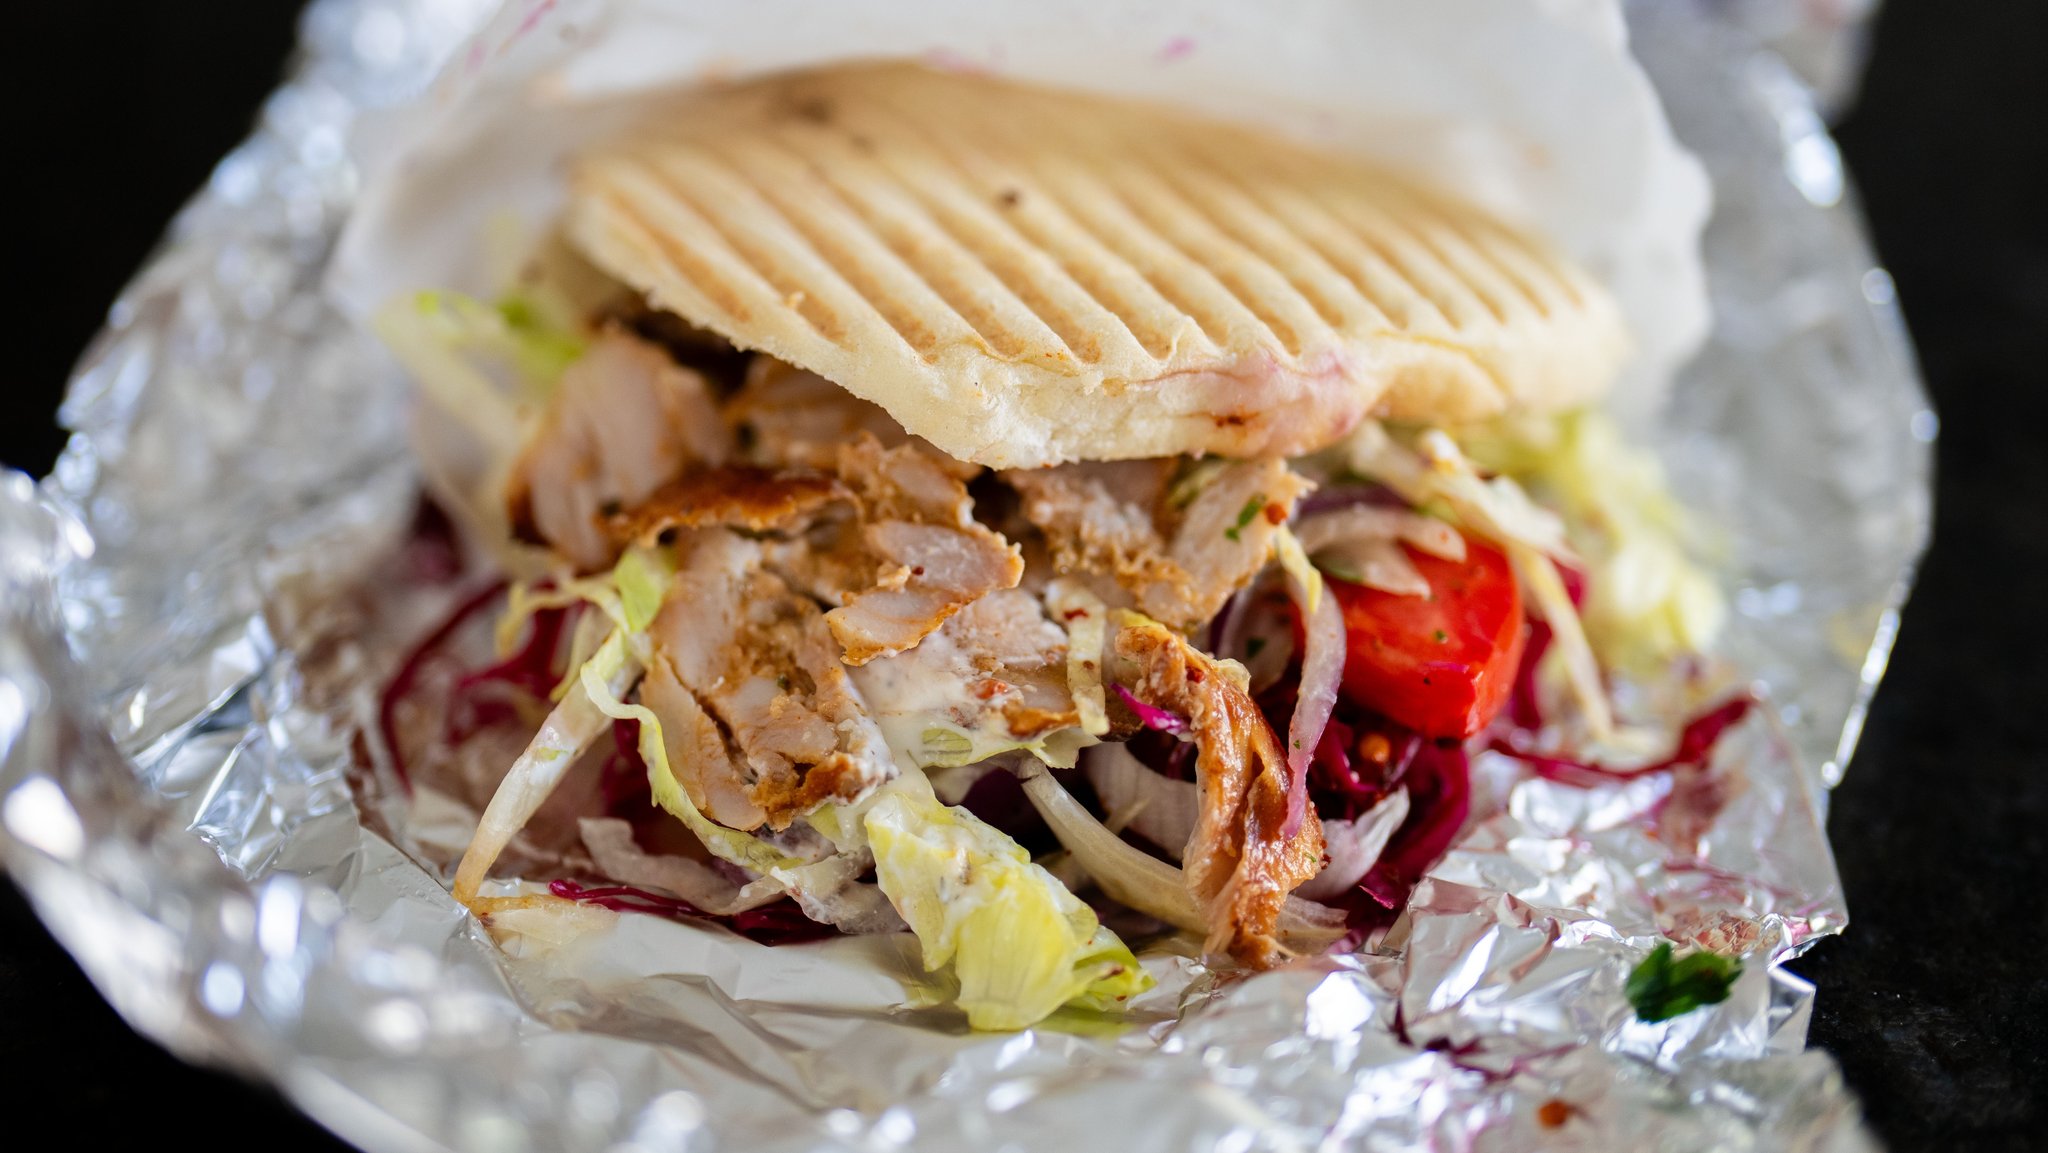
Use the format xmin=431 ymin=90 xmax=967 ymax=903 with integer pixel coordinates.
xmin=727 ymin=357 xmax=920 ymax=472
xmin=772 ymin=434 xmax=1022 ymax=664
xmin=1113 ymin=615 xmax=1324 ymax=968
xmin=1006 ymin=459 xmax=1311 ymax=633
xmin=851 ymin=588 xmax=1079 ymax=766
xmin=645 ymin=529 xmax=896 ymax=829
xmin=507 ymin=328 xmax=729 ymax=570
xmin=604 ymin=465 xmax=845 ymax=548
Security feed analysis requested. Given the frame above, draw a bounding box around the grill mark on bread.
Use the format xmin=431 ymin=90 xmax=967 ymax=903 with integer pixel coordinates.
xmin=1401 ymin=195 xmax=1558 ymax=321
xmin=1305 ymin=183 xmax=1492 ymax=330
xmin=620 ymin=156 xmax=856 ymax=345
xmin=704 ymin=133 xmax=1031 ymax=363
xmin=699 ymin=147 xmax=960 ymax=360
xmin=568 ymin=64 xmax=1632 ymax=466
xmin=761 ymin=119 xmax=1104 ymax=368
xmin=1007 ymin=154 xmax=1248 ymax=355
xmin=645 ymin=151 xmax=942 ymax=357
xmin=853 ymin=94 xmax=1189 ymax=362
xmin=1091 ymin=161 xmax=1312 ymax=358
xmin=1179 ymin=149 xmax=1422 ymax=333
xmin=930 ymin=92 xmax=1249 ymax=353
xmin=1126 ymin=146 xmax=1364 ymax=337
xmin=586 ymin=185 xmax=757 ymax=328
xmin=1373 ymin=193 xmax=1520 ymax=327
xmin=1436 ymin=204 xmax=1584 ymax=316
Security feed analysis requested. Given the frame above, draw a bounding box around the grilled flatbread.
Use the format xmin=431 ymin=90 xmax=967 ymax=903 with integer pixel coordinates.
xmin=569 ymin=63 xmax=1628 ymax=469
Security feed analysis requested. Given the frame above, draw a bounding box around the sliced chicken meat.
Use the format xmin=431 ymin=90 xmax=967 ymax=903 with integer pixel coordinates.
xmin=1112 ymin=615 xmax=1325 ymax=969
xmin=643 ymin=529 xmax=896 ymax=830
xmin=850 ymin=588 xmax=1079 ymax=765
xmin=507 ymin=328 xmax=729 ymax=570
xmin=604 ymin=465 xmax=845 ymax=550
xmin=767 ymin=434 xmax=1022 ymax=665
xmin=1005 ymin=458 xmax=1312 ymax=633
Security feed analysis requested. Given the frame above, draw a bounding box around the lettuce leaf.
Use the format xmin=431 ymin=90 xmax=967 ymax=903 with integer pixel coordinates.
xmin=864 ymin=774 xmax=1151 ymax=1030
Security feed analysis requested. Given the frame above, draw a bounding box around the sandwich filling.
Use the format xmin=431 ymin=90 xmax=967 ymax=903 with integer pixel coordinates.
xmin=376 ymin=273 xmax=1726 ymax=1030
xmin=367 ymin=67 xmax=1727 ymax=1032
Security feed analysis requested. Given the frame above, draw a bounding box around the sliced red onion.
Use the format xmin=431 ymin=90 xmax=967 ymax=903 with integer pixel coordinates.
xmin=1282 ymin=568 xmax=1347 ymax=838
xmin=1112 ymin=683 xmax=1188 ymax=735
xmin=578 ymin=817 xmax=781 ymax=915
xmin=1311 ymin=538 xmax=1431 ymax=597
xmin=1295 ymin=505 xmax=1466 ymax=562
xmin=1294 ymin=787 xmax=1410 ymax=901
xmin=1016 ymin=765 xmax=1344 ymax=947
xmin=1084 ymin=742 xmax=1200 ymax=860
xmin=1297 ymin=482 xmax=1406 ymax=516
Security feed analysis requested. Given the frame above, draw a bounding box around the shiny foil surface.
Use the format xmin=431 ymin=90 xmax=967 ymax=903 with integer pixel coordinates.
xmin=0 ymin=2 xmax=1928 ymax=1150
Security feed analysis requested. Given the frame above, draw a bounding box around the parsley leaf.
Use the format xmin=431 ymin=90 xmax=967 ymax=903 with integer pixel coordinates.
xmin=1625 ymin=942 xmax=1741 ymax=1022
xmin=1223 ymin=493 xmax=1268 ymax=542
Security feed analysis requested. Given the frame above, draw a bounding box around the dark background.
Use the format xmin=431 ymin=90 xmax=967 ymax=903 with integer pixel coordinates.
xmin=2 ymin=3 xmax=2042 ymax=1149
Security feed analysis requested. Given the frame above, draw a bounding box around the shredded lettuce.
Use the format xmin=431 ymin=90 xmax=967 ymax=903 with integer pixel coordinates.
xmin=864 ymin=773 xmax=1151 ymax=1030
xmin=1513 ymin=539 xmax=1616 ymax=740
xmin=452 ymin=640 xmax=634 ymax=907
xmin=612 ymin=546 xmax=676 ymax=634
xmin=1047 ymin=581 xmax=1111 ymax=738
xmin=1457 ymin=408 xmax=1726 ymax=674
xmin=411 ymin=289 xmax=586 ymax=395
xmin=1346 ymin=423 xmax=1572 ymax=559
xmin=495 ymin=546 xmax=674 ymax=697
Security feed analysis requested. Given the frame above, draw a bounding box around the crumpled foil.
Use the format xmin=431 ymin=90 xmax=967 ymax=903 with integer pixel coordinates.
xmin=0 ymin=1 xmax=1928 ymax=1149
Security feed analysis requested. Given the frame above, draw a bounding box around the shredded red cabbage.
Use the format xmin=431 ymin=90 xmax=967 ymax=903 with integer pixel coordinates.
xmin=1112 ymin=684 xmax=1189 ymax=735
xmin=1487 ymin=696 xmax=1756 ymax=787
xmin=1359 ymin=738 xmax=1472 ymax=909
xmin=375 ymin=581 xmax=509 ymax=792
xmin=444 ymin=606 xmax=574 ymax=744
xmin=400 ymin=498 xmax=466 ymax=585
xmin=1308 ymin=716 xmax=1423 ymax=822
xmin=1503 ymin=559 xmax=1588 ymax=730
xmin=547 ymin=879 xmax=838 ymax=946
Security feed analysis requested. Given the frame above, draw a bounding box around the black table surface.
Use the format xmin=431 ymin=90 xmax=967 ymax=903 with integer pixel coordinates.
xmin=3 ymin=3 xmax=2042 ymax=1149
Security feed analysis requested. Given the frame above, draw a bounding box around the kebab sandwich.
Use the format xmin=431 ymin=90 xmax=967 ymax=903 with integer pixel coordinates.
xmin=367 ymin=62 xmax=1726 ymax=1030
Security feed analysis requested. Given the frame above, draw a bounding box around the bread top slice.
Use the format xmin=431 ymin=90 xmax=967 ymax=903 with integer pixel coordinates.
xmin=568 ymin=63 xmax=1629 ymax=468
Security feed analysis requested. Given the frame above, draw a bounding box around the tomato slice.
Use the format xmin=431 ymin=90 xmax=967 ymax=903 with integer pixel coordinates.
xmin=1330 ymin=537 xmax=1526 ymax=739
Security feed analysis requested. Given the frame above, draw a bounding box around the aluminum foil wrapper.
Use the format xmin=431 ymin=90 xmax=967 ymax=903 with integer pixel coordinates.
xmin=0 ymin=1 xmax=1927 ymax=1149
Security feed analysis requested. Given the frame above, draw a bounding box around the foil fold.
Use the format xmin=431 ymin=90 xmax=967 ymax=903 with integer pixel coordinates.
xmin=2 ymin=1 xmax=1925 ymax=1150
